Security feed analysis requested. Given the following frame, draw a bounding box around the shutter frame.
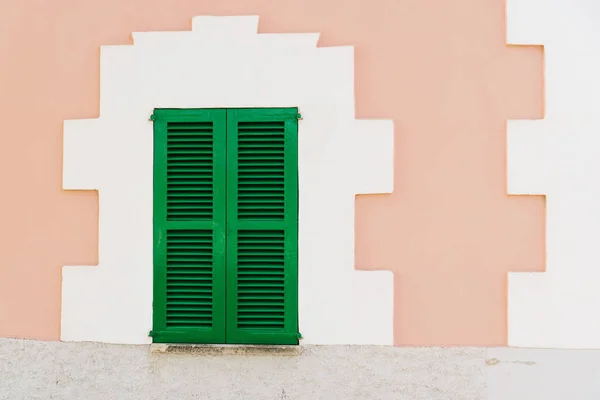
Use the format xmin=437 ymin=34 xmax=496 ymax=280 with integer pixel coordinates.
xmin=225 ymin=108 xmax=300 ymax=345
xmin=152 ymin=108 xmax=227 ymax=343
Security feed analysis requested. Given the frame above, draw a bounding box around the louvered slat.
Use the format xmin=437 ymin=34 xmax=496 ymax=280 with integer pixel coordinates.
xmin=166 ymin=121 xmax=214 ymax=220
xmin=165 ymin=121 xmax=214 ymax=328
xmin=236 ymin=230 xmax=286 ymax=329
xmin=237 ymin=121 xmax=285 ymax=220
xmin=165 ymin=230 xmax=213 ymax=328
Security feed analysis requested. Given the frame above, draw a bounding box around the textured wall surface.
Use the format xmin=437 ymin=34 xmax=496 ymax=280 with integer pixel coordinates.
xmin=507 ymin=0 xmax=600 ymax=349
xmin=60 ymin=15 xmax=393 ymax=345
xmin=0 ymin=0 xmax=544 ymax=346
xmin=3 ymin=339 xmax=600 ymax=399
xmin=353 ymin=0 xmax=544 ymax=346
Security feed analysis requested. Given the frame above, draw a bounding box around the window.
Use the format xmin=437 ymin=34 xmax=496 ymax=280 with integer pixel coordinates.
xmin=151 ymin=108 xmax=300 ymax=345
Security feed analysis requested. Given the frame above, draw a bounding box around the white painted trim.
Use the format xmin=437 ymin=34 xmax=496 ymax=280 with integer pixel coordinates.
xmin=61 ymin=16 xmax=394 ymax=345
xmin=507 ymin=0 xmax=600 ymax=348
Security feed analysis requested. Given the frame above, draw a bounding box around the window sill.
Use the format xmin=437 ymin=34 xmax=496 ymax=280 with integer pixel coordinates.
xmin=149 ymin=343 xmax=302 ymax=356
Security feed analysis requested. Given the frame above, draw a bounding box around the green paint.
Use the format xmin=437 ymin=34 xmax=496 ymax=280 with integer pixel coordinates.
xmin=225 ymin=108 xmax=299 ymax=345
xmin=152 ymin=109 xmax=227 ymax=344
xmin=153 ymin=108 xmax=299 ymax=345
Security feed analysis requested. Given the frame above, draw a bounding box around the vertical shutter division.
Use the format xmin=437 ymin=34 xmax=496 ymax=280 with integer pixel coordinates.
xmin=153 ymin=109 xmax=227 ymax=344
xmin=226 ymin=108 xmax=299 ymax=345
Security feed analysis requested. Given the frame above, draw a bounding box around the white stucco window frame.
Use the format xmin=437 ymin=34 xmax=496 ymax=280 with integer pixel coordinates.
xmin=61 ymin=15 xmax=395 ymax=346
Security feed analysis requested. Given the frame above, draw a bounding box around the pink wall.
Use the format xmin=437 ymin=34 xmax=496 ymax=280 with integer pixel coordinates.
xmin=0 ymin=0 xmax=544 ymax=344
xmin=355 ymin=8 xmax=546 ymax=344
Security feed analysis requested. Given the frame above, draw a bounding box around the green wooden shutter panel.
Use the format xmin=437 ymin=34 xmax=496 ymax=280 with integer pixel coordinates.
xmin=226 ymin=109 xmax=299 ymax=345
xmin=153 ymin=108 xmax=298 ymax=345
xmin=153 ymin=109 xmax=227 ymax=344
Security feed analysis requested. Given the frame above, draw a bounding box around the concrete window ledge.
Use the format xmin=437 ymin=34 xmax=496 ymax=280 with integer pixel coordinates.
xmin=149 ymin=343 xmax=302 ymax=356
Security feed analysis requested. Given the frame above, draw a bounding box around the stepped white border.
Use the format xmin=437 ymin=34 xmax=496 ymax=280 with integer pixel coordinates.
xmin=61 ymin=16 xmax=394 ymax=345
xmin=507 ymin=0 xmax=600 ymax=348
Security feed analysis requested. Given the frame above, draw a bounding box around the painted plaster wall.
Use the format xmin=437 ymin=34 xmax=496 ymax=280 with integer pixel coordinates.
xmin=3 ymin=339 xmax=600 ymax=399
xmin=507 ymin=0 xmax=600 ymax=348
xmin=60 ymin=16 xmax=394 ymax=345
xmin=0 ymin=0 xmax=544 ymax=346
xmin=353 ymin=2 xmax=545 ymax=346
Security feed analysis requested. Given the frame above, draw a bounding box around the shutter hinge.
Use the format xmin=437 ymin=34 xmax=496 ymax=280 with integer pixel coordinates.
xmin=296 ymin=332 xmax=303 ymax=340
xmin=148 ymin=330 xmax=155 ymax=337
xmin=149 ymin=113 xmax=155 ymax=121
xmin=296 ymin=113 xmax=302 ymax=120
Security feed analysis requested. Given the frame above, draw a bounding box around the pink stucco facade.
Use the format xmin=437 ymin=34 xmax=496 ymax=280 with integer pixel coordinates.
xmin=0 ymin=0 xmax=545 ymax=346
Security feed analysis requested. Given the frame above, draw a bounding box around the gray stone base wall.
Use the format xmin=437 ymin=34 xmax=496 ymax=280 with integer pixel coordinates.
xmin=1 ymin=338 xmax=599 ymax=399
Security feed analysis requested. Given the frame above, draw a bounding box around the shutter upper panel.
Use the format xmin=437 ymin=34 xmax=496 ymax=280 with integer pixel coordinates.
xmin=166 ymin=121 xmax=215 ymax=221
xmin=152 ymin=109 xmax=227 ymax=344
xmin=226 ymin=108 xmax=300 ymax=345
xmin=237 ymin=120 xmax=286 ymax=220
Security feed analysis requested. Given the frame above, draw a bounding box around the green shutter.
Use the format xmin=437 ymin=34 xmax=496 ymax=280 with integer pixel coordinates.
xmin=225 ymin=108 xmax=300 ymax=345
xmin=152 ymin=109 xmax=227 ymax=343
